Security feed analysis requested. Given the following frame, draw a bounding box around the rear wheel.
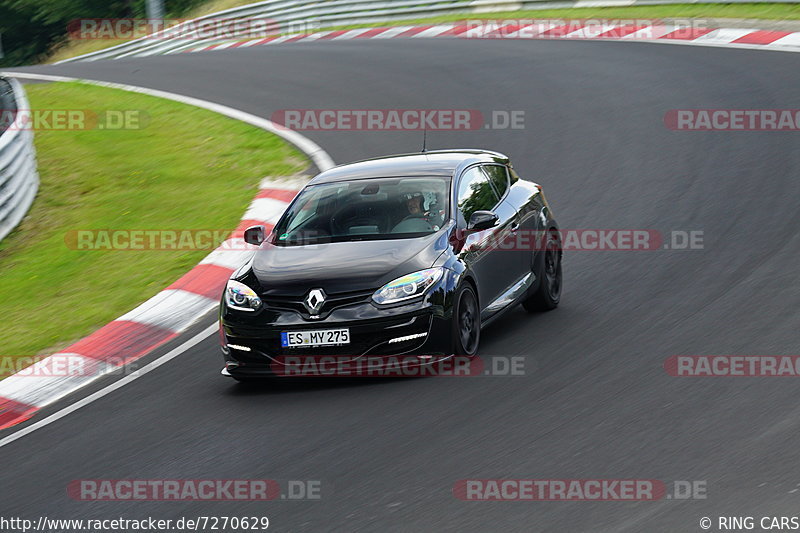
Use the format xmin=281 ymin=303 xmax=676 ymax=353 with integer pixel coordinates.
xmin=453 ymin=284 xmax=480 ymax=355
xmin=523 ymin=229 xmax=562 ymax=312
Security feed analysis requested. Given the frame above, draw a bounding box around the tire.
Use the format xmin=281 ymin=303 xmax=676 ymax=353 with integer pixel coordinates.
xmin=452 ymin=283 xmax=480 ymax=356
xmin=523 ymin=228 xmax=562 ymax=312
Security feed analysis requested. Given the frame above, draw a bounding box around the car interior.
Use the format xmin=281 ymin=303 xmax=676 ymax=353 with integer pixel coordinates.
xmin=276 ymin=178 xmax=449 ymax=243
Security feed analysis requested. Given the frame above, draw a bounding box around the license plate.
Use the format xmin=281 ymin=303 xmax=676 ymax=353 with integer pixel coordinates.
xmin=281 ymin=328 xmax=350 ymax=348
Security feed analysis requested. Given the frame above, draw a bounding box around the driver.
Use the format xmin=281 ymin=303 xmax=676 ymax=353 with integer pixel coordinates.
xmin=393 ymin=190 xmax=442 ymax=233
xmin=405 ymin=192 xmax=425 ymax=216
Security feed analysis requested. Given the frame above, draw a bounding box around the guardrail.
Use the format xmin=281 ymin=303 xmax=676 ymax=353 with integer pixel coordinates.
xmin=60 ymin=0 xmax=482 ymax=62
xmin=59 ymin=0 xmax=800 ymax=63
xmin=0 ymin=77 xmax=39 ymax=242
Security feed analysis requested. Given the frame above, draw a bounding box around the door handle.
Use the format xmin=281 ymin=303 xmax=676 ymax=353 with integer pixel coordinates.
xmin=510 ymin=221 xmax=520 ymax=233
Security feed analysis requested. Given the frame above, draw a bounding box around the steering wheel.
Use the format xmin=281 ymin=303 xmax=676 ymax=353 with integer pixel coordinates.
xmin=398 ymin=212 xmax=427 ymax=223
xmin=392 ymin=213 xmax=435 ymax=233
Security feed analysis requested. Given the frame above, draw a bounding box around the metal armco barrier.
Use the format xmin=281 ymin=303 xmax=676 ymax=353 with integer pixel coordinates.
xmin=58 ymin=0 xmax=800 ymax=63
xmin=0 ymin=76 xmax=39 ymax=242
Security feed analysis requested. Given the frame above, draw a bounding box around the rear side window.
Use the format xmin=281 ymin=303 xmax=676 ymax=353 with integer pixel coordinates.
xmin=482 ymin=164 xmax=509 ymax=198
xmin=457 ymin=167 xmax=499 ymax=223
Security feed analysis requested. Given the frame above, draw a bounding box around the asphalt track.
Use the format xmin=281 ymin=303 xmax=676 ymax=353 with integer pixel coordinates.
xmin=3 ymin=39 xmax=800 ymax=532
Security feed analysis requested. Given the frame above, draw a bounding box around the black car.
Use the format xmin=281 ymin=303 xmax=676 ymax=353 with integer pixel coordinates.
xmin=219 ymin=149 xmax=562 ymax=380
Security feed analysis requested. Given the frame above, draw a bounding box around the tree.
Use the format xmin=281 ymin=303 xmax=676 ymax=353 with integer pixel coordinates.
xmin=0 ymin=0 xmax=208 ymax=67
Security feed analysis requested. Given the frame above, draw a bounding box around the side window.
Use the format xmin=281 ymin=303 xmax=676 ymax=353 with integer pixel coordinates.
xmin=286 ymin=195 xmax=316 ymax=232
xmin=457 ymin=167 xmax=499 ymax=223
xmin=482 ymin=165 xmax=509 ymax=199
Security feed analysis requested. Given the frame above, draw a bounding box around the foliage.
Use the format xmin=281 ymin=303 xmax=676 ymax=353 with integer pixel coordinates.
xmin=0 ymin=0 xmax=205 ymax=66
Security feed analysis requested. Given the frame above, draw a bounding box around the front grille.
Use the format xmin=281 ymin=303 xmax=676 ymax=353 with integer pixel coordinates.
xmin=262 ymin=288 xmax=376 ymax=319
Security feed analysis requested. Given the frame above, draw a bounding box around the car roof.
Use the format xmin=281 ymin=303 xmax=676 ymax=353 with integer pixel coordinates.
xmin=308 ymin=149 xmax=510 ymax=184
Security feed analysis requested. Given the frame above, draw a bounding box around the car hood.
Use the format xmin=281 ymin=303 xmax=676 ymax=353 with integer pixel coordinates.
xmin=251 ymin=231 xmax=449 ymax=296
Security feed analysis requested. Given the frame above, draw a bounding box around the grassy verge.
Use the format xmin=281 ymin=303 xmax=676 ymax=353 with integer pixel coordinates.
xmin=47 ymin=0 xmax=263 ymax=63
xmin=332 ymin=4 xmax=800 ymax=29
xmin=48 ymin=38 xmax=134 ymax=64
xmin=0 ymin=81 xmax=305 ymax=365
xmin=47 ymin=3 xmax=800 ymax=63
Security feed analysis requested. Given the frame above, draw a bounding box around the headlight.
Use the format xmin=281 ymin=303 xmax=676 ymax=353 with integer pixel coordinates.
xmin=225 ymin=280 xmax=262 ymax=312
xmin=372 ymin=267 xmax=444 ymax=305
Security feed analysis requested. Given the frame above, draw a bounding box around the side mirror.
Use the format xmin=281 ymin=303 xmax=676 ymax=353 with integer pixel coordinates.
xmin=243 ymin=225 xmax=266 ymax=246
xmin=467 ymin=210 xmax=499 ymax=231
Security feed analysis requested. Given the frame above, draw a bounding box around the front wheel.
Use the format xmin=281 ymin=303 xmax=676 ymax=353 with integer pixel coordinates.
xmin=523 ymin=229 xmax=562 ymax=312
xmin=452 ymin=284 xmax=480 ymax=356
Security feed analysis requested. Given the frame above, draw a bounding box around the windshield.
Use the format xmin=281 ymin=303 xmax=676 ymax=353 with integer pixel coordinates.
xmin=272 ymin=177 xmax=450 ymax=245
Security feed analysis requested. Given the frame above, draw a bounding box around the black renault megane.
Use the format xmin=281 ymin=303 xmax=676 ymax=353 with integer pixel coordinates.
xmin=219 ymin=149 xmax=562 ymax=380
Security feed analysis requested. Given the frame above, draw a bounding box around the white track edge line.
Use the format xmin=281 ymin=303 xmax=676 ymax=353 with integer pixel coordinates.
xmin=0 ymin=323 xmax=217 ymax=449
xmin=0 ymin=72 xmax=331 ymax=434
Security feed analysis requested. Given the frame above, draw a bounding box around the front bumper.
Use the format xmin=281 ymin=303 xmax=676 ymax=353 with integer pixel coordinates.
xmin=220 ymin=296 xmax=455 ymax=379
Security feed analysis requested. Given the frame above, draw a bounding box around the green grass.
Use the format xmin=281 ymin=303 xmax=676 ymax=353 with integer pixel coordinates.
xmin=46 ymin=3 xmax=800 ymax=63
xmin=0 ymin=82 xmax=306 ymax=366
xmin=343 ymin=3 xmax=800 ymax=27
xmin=47 ymin=0 xmax=263 ymax=63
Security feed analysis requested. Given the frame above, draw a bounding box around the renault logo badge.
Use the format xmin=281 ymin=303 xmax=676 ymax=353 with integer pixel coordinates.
xmin=304 ymin=288 xmax=326 ymax=315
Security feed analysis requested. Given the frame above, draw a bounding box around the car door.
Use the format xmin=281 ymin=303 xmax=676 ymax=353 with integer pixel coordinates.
xmin=455 ymin=165 xmax=521 ymax=314
xmin=480 ymin=163 xmax=532 ymax=293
